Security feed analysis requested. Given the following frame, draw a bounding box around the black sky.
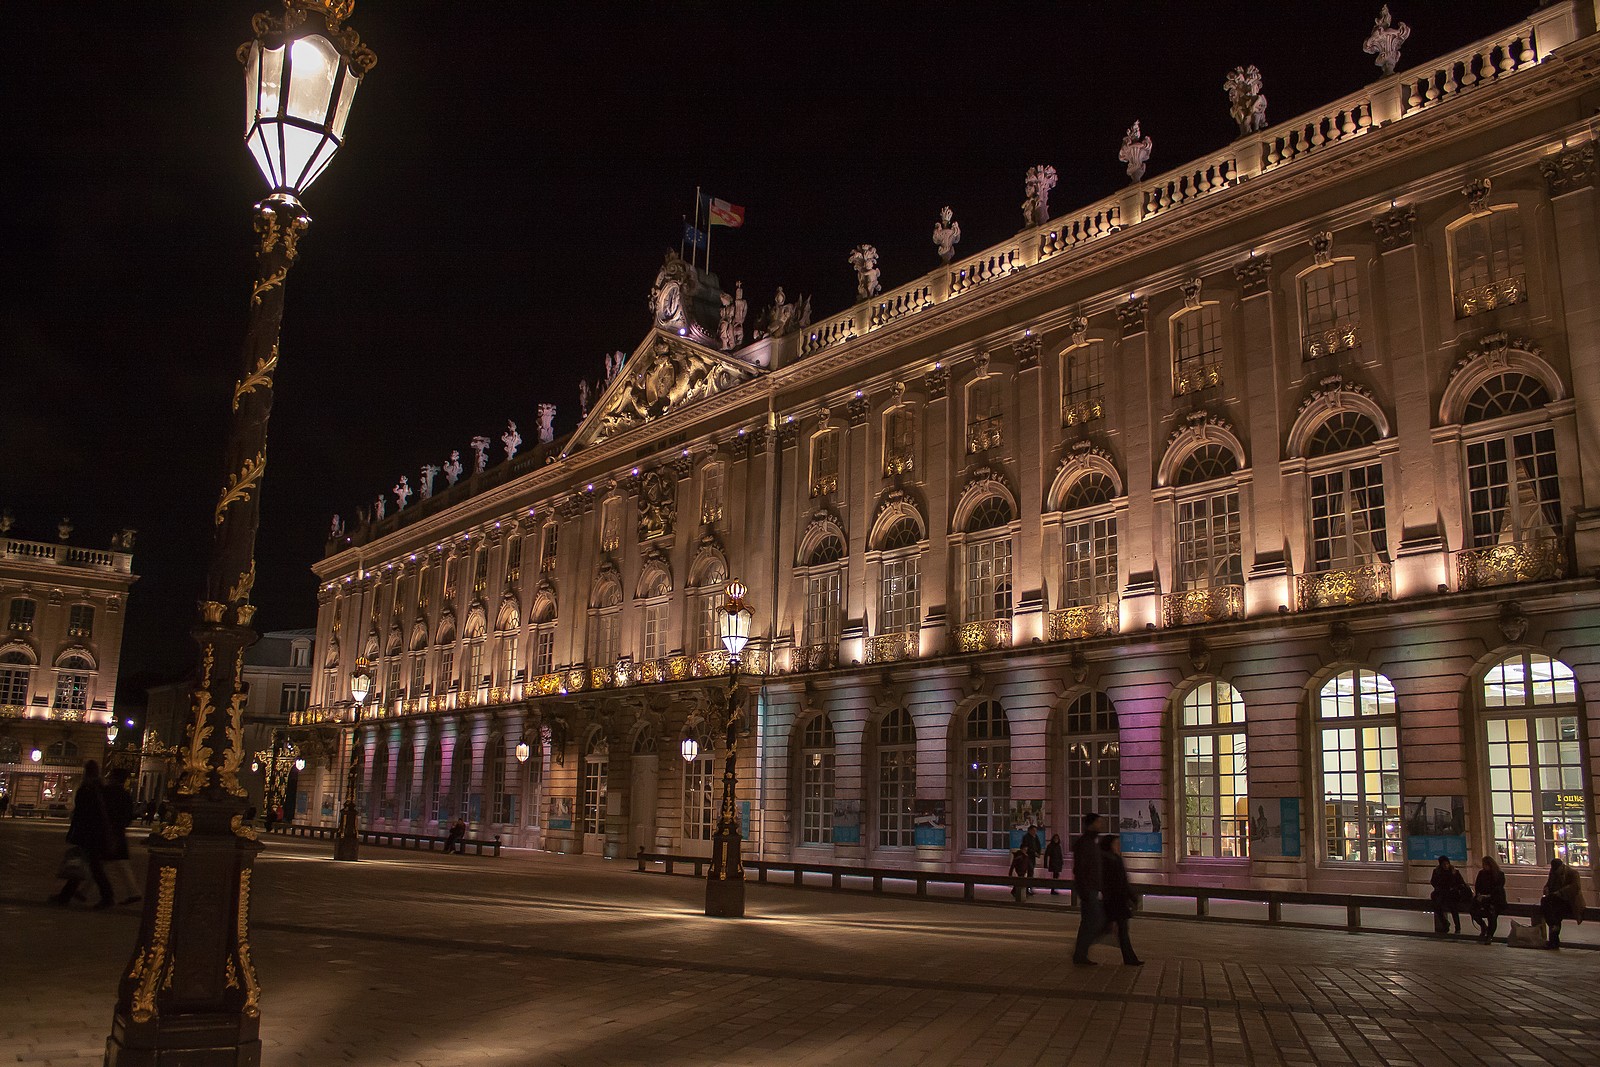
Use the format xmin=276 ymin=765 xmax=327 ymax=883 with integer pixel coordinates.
xmin=2 ymin=1 xmax=1530 ymax=694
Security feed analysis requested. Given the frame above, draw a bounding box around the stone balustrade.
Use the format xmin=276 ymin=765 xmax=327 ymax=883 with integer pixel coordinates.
xmin=1295 ymin=563 xmax=1392 ymax=611
xmin=1140 ymin=153 xmax=1242 ymax=219
xmin=1401 ymin=23 xmax=1546 ymax=116
xmin=1456 ymin=539 xmax=1565 ymax=591
xmin=1038 ymin=205 xmax=1121 ymax=259
xmin=1260 ymin=101 xmax=1373 ymax=172
xmin=1 ymin=537 xmax=131 ymax=573
xmin=800 ymin=315 xmax=856 ymax=356
xmin=1162 ymin=586 xmax=1245 ymax=628
xmin=869 ymin=284 xmax=933 ymax=329
xmin=948 ymin=247 xmax=1018 ymax=297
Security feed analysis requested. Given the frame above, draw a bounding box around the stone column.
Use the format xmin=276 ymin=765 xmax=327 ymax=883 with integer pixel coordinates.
xmin=1114 ymin=299 xmax=1158 ymax=628
xmin=920 ymin=369 xmax=952 ymax=654
xmin=1013 ymin=337 xmax=1046 ymax=643
xmin=1233 ymin=255 xmax=1289 ymax=611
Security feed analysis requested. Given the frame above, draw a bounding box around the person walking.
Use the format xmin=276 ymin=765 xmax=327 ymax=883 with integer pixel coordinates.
xmin=51 ymin=760 xmax=116 ymax=909
xmin=1541 ymin=857 xmax=1588 ymax=949
xmin=102 ymin=767 xmax=142 ymax=905
xmin=0 ymin=790 xmax=10 ymax=817
xmin=1043 ymin=833 xmax=1065 ymax=894
xmin=1007 ymin=848 xmax=1029 ymax=902
xmin=1021 ymin=823 xmax=1042 ymax=895
xmin=1470 ymin=854 xmax=1506 ymax=943
xmin=1429 ymin=855 xmax=1468 ymax=934
xmin=1099 ymin=834 xmax=1144 ymax=966
xmin=1070 ymin=812 xmax=1104 ymax=965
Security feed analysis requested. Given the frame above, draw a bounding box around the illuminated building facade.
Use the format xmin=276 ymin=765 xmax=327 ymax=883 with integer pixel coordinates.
xmin=303 ymin=3 xmax=1599 ymax=899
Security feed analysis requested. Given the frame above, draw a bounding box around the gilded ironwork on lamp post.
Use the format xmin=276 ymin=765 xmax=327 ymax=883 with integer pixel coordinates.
xmin=705 ymin=580 xmax=753 ymax=919
xmin=335 ymin=658 xmax=371 ymax=860
xmin=106 ymin=4 xmax=374 ymax=1064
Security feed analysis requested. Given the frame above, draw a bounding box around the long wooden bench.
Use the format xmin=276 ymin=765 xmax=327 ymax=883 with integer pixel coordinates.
xmin=269 ymin=822 xmax=502 ymax=857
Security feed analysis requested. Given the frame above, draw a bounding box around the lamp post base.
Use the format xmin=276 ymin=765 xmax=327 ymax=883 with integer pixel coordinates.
xmin=704 ymin=876 xmax=745 ymax=918
xmin=333 ymin=805 xmax=360 ymax=862
xmin=704 ymin=823 xmax=745 ymax=918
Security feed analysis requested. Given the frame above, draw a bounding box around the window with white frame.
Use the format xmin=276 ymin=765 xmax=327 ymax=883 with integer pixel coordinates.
xmin=1482 ymin=651 xmax=1588 ymax=868
xmin=396 ymin=741 xmax=415 ymax=820
xmin=1172 ymin=305 xmax=1222 ymax=395
xmin=1450 ymin=207 xmax=1525 ymax=317
xmin=54 ymin=656 xmax=92 ymax=712
xmin=1318 ymin=669 xmax=1401 ymax=863
xmin=1174 ymin=445 xmax=1242 ymax=592
xmin=0 ymin=652 xmax=33 ymax=706
xmin=467 ymin=639 xmax=485 ymax=688
xmin=802 ymin=536 xmax=845 ymax=648
xmin=489 ymin=739 xmax=514 ymax=824
xmin=589 ymin=581 xmax=622 ymax=666
xmin=799 ymin=716 xmax=836 ymax=845
xmin=643 ymin=601 xmax=669 ymax=661
xmin=683 ymin=752 xmax=715 ymax=840
xmin=964 ymin=701 xmax=1011 ymax=850
xmin=962 ymin=496 xmax=1014 ymax=623
xmin=423 ymin=741 xmax=443 ymax=822
xmin=691 ymin=556 xmax=728 ymax=654
xmin=1060 ymin=473 xmax=1119 ymax=610
xmin=1306 ymin=413 xmax=1387 ymax=573
xmin=499 ymin=635 xmax=518 ymax=682
xmin=409 ymin=652 xmax=426 ymax=694
xmin=1061 ymin=342 xmax=1105 ymax=426
xmin=439 ymin=646 xmax=455 ymax=689
xmin=877 ymin=707 xmax=916 ymax=847
xmin=581 ymin=731 xmax=608 ymax=835
xmin=68 ymin=604 xmax=95 ymax=639
xmin=1300 ymin=261 xmax=1361 ymax=358
xmin=385 ymin=657 xmax=401 ymax=700
xmin=878 ymin=517 xmax=922 ymax=637
xmin=1065 ymin=692 xmax=1120 ymax=830
xmin=700 ymin=463 xmax=725 ymax=525
xmin=1179 ymin=680 xmax=1248 ymax=859
xmin=1462 ymin=374 xmax=1561 ymax=547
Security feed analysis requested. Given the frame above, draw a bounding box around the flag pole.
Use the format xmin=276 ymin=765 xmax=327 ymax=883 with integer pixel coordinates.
xmin=679 ymin=214 xmax=687 ymax=261
xmin=692 ymin=186 xmax=703 ymax=272
xmin=706 ymin=203 xmax=714 ymax=282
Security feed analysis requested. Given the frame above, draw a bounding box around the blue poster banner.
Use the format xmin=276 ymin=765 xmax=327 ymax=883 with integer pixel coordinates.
xmin=1407 ymin=834 xmax=1468 ymax=862
xmin=740 ymin=800 xmax=752 ymax=841
xmin=913 ymin=798 xmax=947 ymax=847
xmin=1280 ymin=798 xmax=1302 ymax=857
xmin=1119 ymin=799 xmax=1163 ymax=854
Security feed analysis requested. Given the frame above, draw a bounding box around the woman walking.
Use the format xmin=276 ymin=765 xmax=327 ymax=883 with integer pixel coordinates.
xmin=1098 ymin=834 xmax=1143 ymax=966
xmin=1470 ymin=854 xmax=1506 ymax=943
xmin=51 ymin=760 xmax=116 ymax=909
xmin=1043 ymin=833 xmax=1064 ymax=894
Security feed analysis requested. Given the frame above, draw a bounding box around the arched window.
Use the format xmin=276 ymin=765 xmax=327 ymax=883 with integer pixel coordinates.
xmin=1305 ymin=412 xmax=1388 ymax=577
xmin=1061 ymin=341 xmax=1106 ymax=426
xmin=0 ymin=650 xmax=33 ymax=707
xmin=638 ymin=567 xmax=672 ymax=662
xmin=1172 ymin=304 xmax=1223 ymax=395
xmin=799 ymin=716 xmax=836 ymax=845
xmin=802 ymin=536 xmax=845 ymax=653
xmin=1450 ymin=207 xmax=1525 ymax=317
xmin=447 ymin=737 xmax=474 ymax=822
xmin=877 ymin=518 xmax=922 ymax=642
xmin=1174 ymin=443 xmax=1237 ymax=487
xmin=1059 ymin=475 xmax=1118 ymax=612
xmin=1463 ymin=372 xmax=1549 ymax=424
xmin=1317 ymin=669 xmax=1400 ymax=863
xmin=46 ymin=739 xmax=80 ymax=763
xmin=1481 ymin=651 xmax=1587 ymax=867
xmin=1064 ymin=692 xmax=1119 ymax=831
xmin=690 ymin=554 xmax=728 ymax=655
xmin=1174 ymin=446 xmax=1242 ymax=599
xmin=1306 ymin=412 xmax=1382 ymax=458
xmin=1459 ymin=373 xmax=1562 ymax=555
xmin=1179 ymin=681 xmax=1248 ymax=859
xmin=395 ymin=739 xmax=416 ymax=821
xmin=54 ymin=656 xmax=93 ymax=713
xmin=876 ymin=708 xmax=916 ymax=847
xmin=369 ymin=739 xmax=390 ymax=821
xmin=1300 ymin=260 xmax=1361 ymax=359
xmin=489 ymin=737 xmax=514 ymax=824
xmin=530 ymin=592 xmax=557 ymax=676
xmin=683 ymin=745 xmax=715 ymax=841
xmin=589 ymin=580 xmax=623 ymax=666
xmin=962 ymin=496 xmax=1014 ymax=625
xmin=581 ymin=730 xmax=609 ymax=836
xmin=964 ymin=701 xmax=1011 ymax=851
xmin=422 ymin=738 xmax=443 ymax=823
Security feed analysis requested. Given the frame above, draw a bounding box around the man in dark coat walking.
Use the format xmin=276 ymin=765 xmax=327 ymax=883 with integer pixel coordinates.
xmin=1070 ymin=812 xmax=1104 ymax=964
xmin=51 ymin=759 xmax=116 ymax=909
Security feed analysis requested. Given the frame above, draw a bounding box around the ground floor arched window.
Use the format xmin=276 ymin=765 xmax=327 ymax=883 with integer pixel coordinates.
xmin=1482 ymin=651 xmax=1589 ymax=868
xmin=964 ymin=701 xmax=1011 ymax=851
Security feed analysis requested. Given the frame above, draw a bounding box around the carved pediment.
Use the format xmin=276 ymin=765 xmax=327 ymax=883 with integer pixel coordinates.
xmin=566 ymin=329 xmax=763 ymax=455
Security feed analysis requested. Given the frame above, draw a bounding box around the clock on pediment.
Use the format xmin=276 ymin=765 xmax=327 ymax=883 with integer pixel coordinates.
xmin=648 ymin=251 xmax=695 ymax=330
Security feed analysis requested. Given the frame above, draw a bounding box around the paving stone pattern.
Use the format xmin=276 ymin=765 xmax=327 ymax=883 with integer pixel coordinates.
xmin=2 ymin=821 xmax=1595 ymax=1066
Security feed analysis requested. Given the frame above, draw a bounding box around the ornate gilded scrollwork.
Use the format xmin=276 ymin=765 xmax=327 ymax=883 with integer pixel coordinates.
xmin=128 ymin=866 xmax=178 ymax=1023
xmin=232 ymin=346 xmax=279 ymax=412
xmin=228 ymin=560 xmax=257 ymax=605
xmin=157 ymin=813 xmax=194 ymax=840
xmin=237 ymin=868 xmax=262 ymax=1018
xmin=215 ymin=452 xmax=266 ymax=525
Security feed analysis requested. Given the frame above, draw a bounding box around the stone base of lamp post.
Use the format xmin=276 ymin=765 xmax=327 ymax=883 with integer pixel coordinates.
xmin=704 ymin=828 xmax=746 ymax=918
xmin=333 ymin=803 xmax=360 ymax=861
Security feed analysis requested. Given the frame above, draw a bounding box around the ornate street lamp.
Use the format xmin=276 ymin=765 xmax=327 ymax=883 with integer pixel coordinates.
xmin=706 ymin=580 xmax=753 ymax=918
xmin=107 ymin=4 xmax=374 ymax=1063
xmin=334 ymin=658 xmax=372 ymax=860
xmin=514 ymin=735 xmax=531 ymax=764
xmin=679 ymin=730 xmax=700 ymax=764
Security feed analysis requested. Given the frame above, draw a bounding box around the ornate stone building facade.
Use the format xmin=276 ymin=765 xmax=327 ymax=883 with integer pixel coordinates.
xmin=0 ymin=521 xmax=137 ymax=812
xmin=303 ymin=4 xmax=1600 ymax=900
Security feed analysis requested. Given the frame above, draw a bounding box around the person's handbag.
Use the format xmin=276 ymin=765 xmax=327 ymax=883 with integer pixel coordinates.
xmin=1507 ymin=919 xmax=1548 ymax=948
xmin=56 ymin=845 xmax=89 ymax=882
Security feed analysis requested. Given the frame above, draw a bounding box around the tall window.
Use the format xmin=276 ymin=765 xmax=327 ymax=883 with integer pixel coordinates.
xmin=884 ymin=402 xmax=916 ymax=476
xmin=467 ymin=639 xmax=485 ymax=688
xmin=810 ymin=428 xmax=841 ymax=497
xmin=1450 ymin=207 xmax=1525 ymax=317
xmin=964 ymin=701 xmax=1011 ymax=851
xmin=1462 ymin=375 xmax=1561 ymax=547
xmin=877 ymin=707 xmax=917 ymax=847
xmin=1482 ymin=651 xmax=1588 ymax=868
xmin=540 ymin=524 xmax=559 ymax=573
xmin=8 ymin=598 xmax=36 ymax=632
xmin=581 ymin=731 xmax=609 ymax=835
xmin=447 ymin=740 xmax=474 ymax=821
xmin=1179 ymin=680 xmax=1248 ymax=859
xmin=439 ymin=646 xmax=455 ymax=689
xmin=1306 ymin=413 xmax=1387 ymax=573
xmin=1175 ymin=445 xmax=1242 ymax=592
xmin=489 ymin=739 xmax=514 ymax=824
xmin=499 ymin=635 xmax=518 ymax=682
xmin=395 ymin=741 xmax=416 ymax=821
xmin=1318 ymin=669 xmax=1400 ymax=863
xmin=1060 ymin=473 xmax=1118 ymax=610
xmin=1065 ymin=692 xmax=1120 ymax=830
xmin=700 ymin=463 xmax=725 ymax=525
xmin=1061 ymin=342 xmax=1105 ymax=426
xmin=643 ymin=602 xmax=668 ymax=661
xmin=369 ymin=740 xmax=390 ymax=821
xmin=385 ymin=657 xmax=401 ymax=700
xmin=590 ymin=582 xmax=622 ymax=666
xmin=1301 ymin=261 xmax=1361 ymax=358
xmin=54 ymin=657 xmax=92 ymax=712
xmin=966 ymin=372 xmax=1003 ymax=453
xmin=1173 ymin=304 xmax=1222 ymax=395
xmin=600 ymin=497 xmax=622 ymax=553
xmin=963 ymin=497 xmax=1014 ymax=623
xmin=799 ymin=717 xmax=836 ymax=845
xmin=504 ymin=536 xmax=521 ymax=588
xmin=802 ymin=536 xmax=844 ymax=649
xmin=531 ymin=595 xmax=556 ymax=676
xmin=692 ymin=557 xmax=728 ymax=654
xmin=423 ymin=739 xmax=443 ymax=822
xmin=472 ymin=550 xmax=489 ymax=599
xmin=683 ymin=752 xmax=715 ymax=841
xmin=1 ymin=652 xmax=33 ymax=706
xmin=409 ymin=652 xmax=426 ymax=694
xmin=878 ymin=517 xmax=922 ymax=638
xmin=67 ymin=605 xmax=95 ymax=639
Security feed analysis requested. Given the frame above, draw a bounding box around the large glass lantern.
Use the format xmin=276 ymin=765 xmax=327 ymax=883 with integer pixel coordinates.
xmin=680 ymin=734 xmax=700 ymax=763
xmin=242 ymin=1 xmax=376 ymax=196
xmin=350 ymin=656 xmax=373 ymax=706
xmin=718 ymin=579 xmax=754 ymax=662
xmin=515 ymin=738 xmax=531 ymax=764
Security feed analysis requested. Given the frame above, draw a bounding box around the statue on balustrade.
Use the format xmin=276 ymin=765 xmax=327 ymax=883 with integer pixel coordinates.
xmin=537 ymin=403 xmax=556 ymax=444
xmin=329 ymin=514 xmax=345 ymax=540
xmin=443 ymin=450 xmax=463 ymax=487
xmin=420 ymin=464 xmax=440 ymax=500
xmin=470 ymin=435 xmax=490 ymax=474
xmin=762 ymin=286 xmax=795 ymax=339
xmin=1224 ymin=65 xmax=1269 ymax=136
xmin=848 ymin=244 xmax=882 ymax=301
xmin=932 ymin=206 xmax=961 ymax=263
xmin=502 ymin=420 xmax=522 ymax=461
xmin=393 ymin=476 xmax=412 ymax=511
xmin=1021 ymin=165 xmax=1057 ymax=228
xmin=373 ymin=496 xmax=385 ymax=521
xmin=578 ymin=379 xmax=593 ymax=416
xmin=1362 ymin=6 xmax=1411 ymax=76
xmin=1119 ymin=121 xmax=1153 ymax=183
xmin=719 ymin=291 xmax=740 ymax=351
xmin=605 ymin=351 xmax=626 ymax=383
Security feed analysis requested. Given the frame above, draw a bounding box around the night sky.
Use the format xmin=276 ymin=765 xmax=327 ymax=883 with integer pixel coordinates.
xmin=4 ymin=1 xmax=1529 ymax=695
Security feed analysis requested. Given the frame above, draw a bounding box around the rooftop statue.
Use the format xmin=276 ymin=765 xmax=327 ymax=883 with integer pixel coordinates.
xmin=932 ymin=206 xmax=961 ymax=264
xmin=374 ymin=495 xmax=385 ymax=521
xmin=0 ymin=509 xmax=12 ymax=534
xmin=420 ymin=464 xmax=440 ymax=500
xmin=393 ymin=476 xmax=412 ymax=511
xmin=470 ymin=435 xmax=490 ymax=473
xmin=113 ymin=528 xmax=138 ymax=550
xmin=604 ymin=351 xmax=625 ymax=383
xmin=763 ymin=286 xmax=796 ymax=339
xmin=719 ymin=291 xmax=739 ymax=351
xmin=443 ymin=450 xmax=463 ymax=487
xmin=1021 ymin=165 xmax=1057 ymax=228
xmin=1225 ymin=65 xmax=1269 ymax=136
xmin=537 ymin=403 xmax=556 ymax=444
xmin=1119 ymin=121 xmax=1153 ymax=183
xmin=849 ymin=245 xmax=882 ymax=301
xmin=502 ymin=420 xmax=521 ymax=460
xmin=58 ymin=517 xmax=73 ymax=541
xmin=330 ymin=514 xmax=344 ymax=540
xmin=578 ymin=379 xmax=593 ymax=415
xmin=1363 ymin=6 xmax=1411 ymax=77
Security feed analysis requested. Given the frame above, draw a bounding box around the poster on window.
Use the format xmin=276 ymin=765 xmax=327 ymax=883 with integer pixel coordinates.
xmin=740 ymin=799 xmax=753 ymax=841
xmin=832 ymin=798 xmax=862 ymax=844
xmin=548 ymin=795 xmax=574 ymax=831
xmin=1247 ymin=798 xmax=1301 ymax=858
xmin=1009 ymin=801 xmax=1044 ymax=850
xmin=320 ymin=795 xmax=334 ymax=818
xmin=1118 ymin=799 xmax=1164 ymax=854
xmin=913 ymin=798 xmax=947 ymax=847
xmin=1403 ymin=795 xmax=1467 ymax=862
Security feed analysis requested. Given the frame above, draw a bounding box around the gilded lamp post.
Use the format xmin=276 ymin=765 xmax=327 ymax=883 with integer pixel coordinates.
xmin=105 ymin=3 xmax=374 ymax=1064
xmin=334 ymin=658 xmax=372 ymax=860
xmin=705 ymin=580 xmax=753 ymax=918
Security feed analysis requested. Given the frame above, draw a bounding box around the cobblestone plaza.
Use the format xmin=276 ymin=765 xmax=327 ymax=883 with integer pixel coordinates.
xmin=3 ymin=823 xmax=1596 ymax=1067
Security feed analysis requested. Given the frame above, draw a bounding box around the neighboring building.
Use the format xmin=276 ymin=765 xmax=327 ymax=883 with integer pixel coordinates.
xmin=142 ymin=629 xmax=314 ymax=816
xmin=301 ymin=4 xmax=1598 ymax=902
xmin=0 ymin=518 xmax=137 ymax=813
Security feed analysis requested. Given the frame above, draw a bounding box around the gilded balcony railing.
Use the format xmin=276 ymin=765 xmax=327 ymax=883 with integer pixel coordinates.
xmin=793 ymin=643 xmax=839 ymax=672
xmin=1456 ymin=275 xmax=1526 ymax=318
xmin=589 ymin=665 xmax=615 ymax=690
xmin=1302 ymin=322 xmax=1360 ymax=360
xmin=1047 ymin=602 xmax=1119 ymax=642
xmin=966 ymin=416 xmax=1004 ymax=454
xmin=809 ymin=474 xmax=838 ymax=499
xmin=957 ymin=618 xmax=1012 ymax=653
xmin=1162 ymin=585 xmax=1244 ymax=627
xmin=701 ymin=504 xmax=723 ymax=525
xmin=1456 ymin=539 xmax=1565 ymax=591
xmin=1062 ymin=392 xmax=1104 ymax=427
xmin=865 ymin=631 xmax=918 ymax=664
xmin=0 ymin=704 xmax=24 ymax=719
xmin=1296 ymin=563 xmax=1392 ymax=610
xmin=883 ymin=451 xmax=914 ymax=477
xmin=1174 ymin=362 xmax=1222 ymax=397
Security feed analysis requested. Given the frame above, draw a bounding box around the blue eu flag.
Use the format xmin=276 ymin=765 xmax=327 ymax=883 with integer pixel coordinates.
xmin=683 ymin=222 xmax=707 ymax=250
